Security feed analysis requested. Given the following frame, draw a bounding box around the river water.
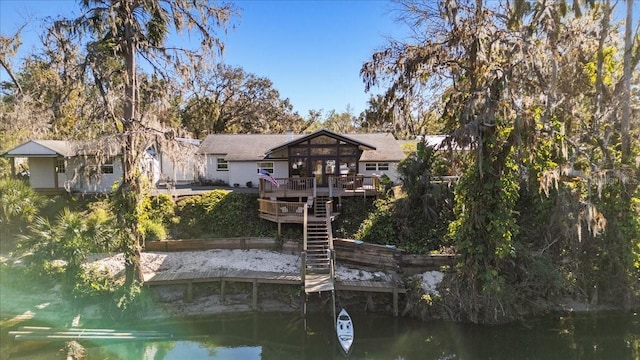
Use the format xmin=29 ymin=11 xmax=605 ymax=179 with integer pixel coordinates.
xmin=3 ymin=311 xmax=638 ymax=359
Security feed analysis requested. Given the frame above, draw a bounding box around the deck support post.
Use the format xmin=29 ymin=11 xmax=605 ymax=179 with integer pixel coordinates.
xmin=301 ymin=252 xmax=306 ymax=317
xmin=185 ymin=281 xmax=193 ymax=302
xmin=301 ymin=290 xmax=307 ymax=317
xmin=252 ymin=279 xmax=258 ymax=310
xmin=220 ymin=280 xmax=226 ymax=303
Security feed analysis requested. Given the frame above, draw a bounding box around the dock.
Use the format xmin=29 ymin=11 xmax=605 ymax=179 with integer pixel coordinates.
xmin=144 ymin=269 xmax=407 ymax=316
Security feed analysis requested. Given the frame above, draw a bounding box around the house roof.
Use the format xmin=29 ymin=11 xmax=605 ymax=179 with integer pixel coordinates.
xmin=3 ymin=140 xmax=75 ymax=157
xmin=197 ymin=134 xmax=292 ymax=161
xmin=197 ymin=130 xmax=405 ymax=162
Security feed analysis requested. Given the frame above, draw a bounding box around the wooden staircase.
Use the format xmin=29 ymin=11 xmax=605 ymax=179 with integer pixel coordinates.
xmin=303 ymin=197 xmax=335 ymax=294
xmin=313 ymin=195 xmax=331 ymax=217
xmin=305 ymin=219 xmax=331 ymax=274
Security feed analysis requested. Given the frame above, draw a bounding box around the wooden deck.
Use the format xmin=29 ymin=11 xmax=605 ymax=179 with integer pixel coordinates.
xmin=144 ymin=269 xmax=407 ymax=315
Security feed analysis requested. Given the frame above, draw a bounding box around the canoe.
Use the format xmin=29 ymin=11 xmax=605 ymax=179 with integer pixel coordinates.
xmin=336 ymin=308 xmax=354 ymax=353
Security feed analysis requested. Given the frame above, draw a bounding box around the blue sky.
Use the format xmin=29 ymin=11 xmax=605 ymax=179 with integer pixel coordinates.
xmin=0 ymin=0 xmax=408 ymax=117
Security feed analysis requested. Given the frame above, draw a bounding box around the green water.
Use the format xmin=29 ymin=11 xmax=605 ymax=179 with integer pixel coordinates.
xmin=3 ymin=311 xmax=639 ymax=359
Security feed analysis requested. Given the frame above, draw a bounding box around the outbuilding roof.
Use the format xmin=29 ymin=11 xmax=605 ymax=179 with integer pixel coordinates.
xmin=3 ymin=140 xmax=75 ymax=157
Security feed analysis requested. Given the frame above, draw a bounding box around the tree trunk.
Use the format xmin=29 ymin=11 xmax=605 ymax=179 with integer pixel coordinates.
xmin=121 ymin=7 xmax=143 ymax=287
xmin=621 ymin=0 xmax=632 ymax=164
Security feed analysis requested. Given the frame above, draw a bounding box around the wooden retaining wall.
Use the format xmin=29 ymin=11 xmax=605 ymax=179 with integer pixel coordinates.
xmin=144 ymin=238 xmax=277 ymax=252
xmin=145 ymin=238 xmax=458 ymax=273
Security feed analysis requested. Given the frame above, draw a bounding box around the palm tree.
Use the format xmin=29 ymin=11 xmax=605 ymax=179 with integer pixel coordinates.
xmin=55 ymin=0 xmax=234 ymax=286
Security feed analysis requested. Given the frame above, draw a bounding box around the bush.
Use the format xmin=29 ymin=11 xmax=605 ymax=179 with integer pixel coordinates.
xmin=171 ymin=190 xmax=277 ymax=239
xmin=0 ymin=177 xmax=46 ymax=252
xmin=140 ymin=219 xmax=167 ymax=241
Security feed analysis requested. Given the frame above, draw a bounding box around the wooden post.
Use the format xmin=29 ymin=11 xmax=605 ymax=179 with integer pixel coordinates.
xmin=220 ymin=280 xmax=226 ymax=303
xmin=185 ymin=281 xmax=193 ymax=302
xmin=393 ymin=288 xmax=399 ymax=317
xmin=332 ymin=290 xmax=337 ymax=330
xmin=301 ymin=251 xmax=307 ymax=317
xmin=252 ymin=279 xmax=258 ymax=310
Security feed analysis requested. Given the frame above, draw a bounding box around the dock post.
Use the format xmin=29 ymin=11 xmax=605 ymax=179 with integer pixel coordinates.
xmin=185 ymin=281 xmax=193 ymax=302
xmin=393 ymin=288 xmax=399 ymax=317
xmin=220 ymin=280 xmax=226 ymax=303
xmin=332 ymin=290 xmax=337 ymax=329
xmin=252 ymin=279 xmax=258 ymax=310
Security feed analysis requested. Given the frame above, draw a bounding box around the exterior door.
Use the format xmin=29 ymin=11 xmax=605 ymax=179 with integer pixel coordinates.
xmin=311 ymin=158 xmax=336 ymax=187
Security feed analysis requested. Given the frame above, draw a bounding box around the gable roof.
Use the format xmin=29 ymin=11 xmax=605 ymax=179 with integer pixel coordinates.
xmin=197 ymin=130 xmax=405 ymax=162
xmin=3 ymin=139 xmax=127 ymax=158
xmin=3 ymin=140 xmax=74 ymax=157
xmin=266 ymin=129 xmax=376 ymax=155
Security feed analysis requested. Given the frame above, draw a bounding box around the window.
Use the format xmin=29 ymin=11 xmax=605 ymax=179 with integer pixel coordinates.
xmin=216 ymin=158 xmax=228 ymax=171
xmin=101 ymin=160 xmax=114 ymax=174
xmin=257 ymin=161 xmax=274 ymax=174
xmin=56 ymin=159 xmax=66 ymax=174
xmin=365 ymin=162 xmax=389 ymax=171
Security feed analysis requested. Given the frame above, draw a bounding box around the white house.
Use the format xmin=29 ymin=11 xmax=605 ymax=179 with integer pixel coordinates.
xmin=196 ymin=129 xmax=406 ymax=188
xmin=2 ymin=139 xmax=200 ymax=194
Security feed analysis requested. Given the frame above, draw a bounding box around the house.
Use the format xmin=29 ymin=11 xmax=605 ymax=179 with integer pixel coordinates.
xmin=195 ymin=129 xmax=406 ymax=243
xmin=2 ymin=139 xmax=200 ymax=194
xmin=197 ymin=129 xmax=405 ymax=188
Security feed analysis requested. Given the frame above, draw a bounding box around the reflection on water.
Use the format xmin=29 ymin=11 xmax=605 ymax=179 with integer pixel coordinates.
xmin=2 ymin=311 xmax=638 ymax=359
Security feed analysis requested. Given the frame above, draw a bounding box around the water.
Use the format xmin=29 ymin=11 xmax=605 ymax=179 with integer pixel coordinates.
xmin=3 ymin=311 xmax=638 ymax=359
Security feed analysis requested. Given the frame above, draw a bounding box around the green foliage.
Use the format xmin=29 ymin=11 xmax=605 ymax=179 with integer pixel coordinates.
xmin=140 ymin=193 xmax=175 ymax=225
xmin=345 ymin=141 xmax=455 ymax=253
xmin=108 ymin=281 xmax=150 ymax=320
xmin=71 ymin=265 xmax=116 ymax=305
xmin=171 ymin=190 xmax=277 ymax=238
xmin=137 ymin=193 xmax=173 ymax=241
xmin=0 ymin=177 xmax=46 ymax=251
xmin=17 ymin=207 xmax=114 ymax=278
xmin=337 ymin=195 xmax=452 ymax=254
xmin=448 ymin=155 xmax=520 ymax=296
xmin=355 ymin=198 xmax=396 ymax=243
xmin=333 ymin=197 xmax=377 ymax=238
xmin=139 ymin=218 xmax=167 ymax=241
xmin=397 ymin=143 xmax=454 ymax=222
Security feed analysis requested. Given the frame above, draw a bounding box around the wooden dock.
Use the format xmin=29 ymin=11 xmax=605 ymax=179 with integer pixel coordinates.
xmin=144 ymin=269 xmax=407 ymax=316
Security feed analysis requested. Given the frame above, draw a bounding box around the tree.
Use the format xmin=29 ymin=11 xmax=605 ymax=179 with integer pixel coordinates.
xmin=363 ymin=0 xmax=639 ymax=322
xmin=52 ymin=0 xmax=234 ymax=287
xmin=181 ymin=63 xmax=305 ymax=137
xmin=305 ymin=108 xmax=358 ymax=133
xmin=357 ymin=93 xmax=444 ymax=138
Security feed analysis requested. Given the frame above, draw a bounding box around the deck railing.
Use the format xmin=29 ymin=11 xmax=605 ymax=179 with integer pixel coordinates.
xmin=257 ymin=198 xmax=308 ymax=218
xmin=260 ymin=175 xmax=379 ymax=198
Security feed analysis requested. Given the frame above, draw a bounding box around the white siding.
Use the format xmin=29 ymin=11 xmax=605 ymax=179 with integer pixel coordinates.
xmin=228 ymin=162 xmax=260 ymax=188
xmin=202 ymin=155 xmax=230 ymax=185
xmin=28 ymin=158 xmax=56 ymax=189
xmin=226 ymin=160 xmax=288 ymax=188
xmin=66 ymin=157 xmax=123 ymax=193
xmin=160 ymin=156 xmax=197 ymax=184
xmin=358 ymin=162 xmax=400 ymax=184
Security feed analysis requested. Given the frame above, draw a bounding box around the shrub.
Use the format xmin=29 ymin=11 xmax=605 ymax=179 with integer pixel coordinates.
xmin=171 ymin=190 xmax=277 ymax=239
xmin=139 ymin=219 xmax=167 ymax=241
xmin=0 ymin=177 xmax=46 ymax=252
